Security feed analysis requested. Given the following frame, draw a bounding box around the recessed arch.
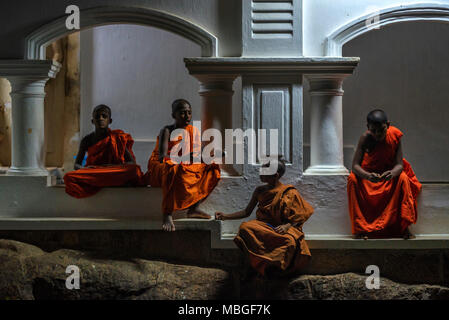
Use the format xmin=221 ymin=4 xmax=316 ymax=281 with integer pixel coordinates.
xmin=25 ymin=6 xmax=218 ymax=59
xmin=325 ymin=3 xmax=449 ymax=56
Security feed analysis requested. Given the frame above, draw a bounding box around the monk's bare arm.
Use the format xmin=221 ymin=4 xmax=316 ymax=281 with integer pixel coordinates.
xmin=381 ymin=141 xmax=404 ymax=180
xmin=352 ymin=133 xmax=381 ymax=182
xmin=158 ymin=127 xmax=170 ymax=163
xmin=215 ymin=187 xmax=260 ymax=220
xmin=74 ymin=137 xmax=89 ymax=170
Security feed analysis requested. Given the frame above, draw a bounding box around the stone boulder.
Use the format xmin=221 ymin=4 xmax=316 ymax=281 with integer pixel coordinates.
xmin=1 ymin=239 xmax=448 ymax=300
xmin=0 ymin=239 xmax=233 ymax=300
xmin=240 ymin=273 xmax=449 ymax=300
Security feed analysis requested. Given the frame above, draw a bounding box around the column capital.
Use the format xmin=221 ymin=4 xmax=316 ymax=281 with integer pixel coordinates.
xmin=305 ymin=74 xmax=351 ymax=96
xmin=0 ymin=59 xmax=61 ymax=81
xmin=189 ymin=73 xmax=238 ymax=85
xmin=197 ymin=77 xmax=235 ymax=97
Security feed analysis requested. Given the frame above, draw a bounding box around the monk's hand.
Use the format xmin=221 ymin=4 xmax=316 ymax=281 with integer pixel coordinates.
xmin=381 ymin=170 xmax=394 ymax=181
xmin=367 ymin=172 xmax=382 ymax=182
xmin=215 ymin=212 xmax=227 ymax=220
xmin=275 ymin=223 xmax=291 ymax=234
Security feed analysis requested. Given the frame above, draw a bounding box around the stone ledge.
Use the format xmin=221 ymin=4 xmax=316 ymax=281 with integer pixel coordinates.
xmin=184 ymin=57 xmax=360 ymax=76
xmin=1 ymin=218 xmax=449 ymax=250
xmin=220 ymin=233 xmax=449 ymax=249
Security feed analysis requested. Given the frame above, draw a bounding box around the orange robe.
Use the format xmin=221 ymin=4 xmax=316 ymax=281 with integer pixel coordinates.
xmin=146 ymin=124 xmax=220 ymax=214
xmin=64 ymin=129 xmax=144 ymax=198
xmin=347 ymin=126 xmax=422 ymax=237
xmin=234 ymin=183 xmax=314 ymax=276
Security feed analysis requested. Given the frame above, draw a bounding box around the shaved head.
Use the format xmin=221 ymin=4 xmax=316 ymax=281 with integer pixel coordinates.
xmin=172 ymin=99 xmax=191 ymax=114
xmin=367 ymin=109 xmax=388 ymax=125
xmin=92 ymin=104 xmax=111 ymax=117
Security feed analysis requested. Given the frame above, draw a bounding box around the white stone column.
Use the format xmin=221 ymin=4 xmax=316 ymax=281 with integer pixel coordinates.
xmin=305 ymin=75 xmax=348 ymax=175
xmin=0 ymin=60 xmax=61 ymax=176
xmin=195 ymin=75 xmax=238 ymax=176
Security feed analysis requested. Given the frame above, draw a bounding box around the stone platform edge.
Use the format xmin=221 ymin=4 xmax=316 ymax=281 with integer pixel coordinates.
xmin=0 ymin=217 xmax=448 ymax=250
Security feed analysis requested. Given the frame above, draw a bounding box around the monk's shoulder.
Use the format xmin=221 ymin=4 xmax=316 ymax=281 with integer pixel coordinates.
xmin=359 ymin=131 xmax=372 ymax=143
xmin=388 ymin=126 xmax=404 ymax=140
xmin=80 ymin=132 xmax=95 ymax=148
xmin=254 ymin=185 xmax=266 ymax=194
xmin=254 ymin=184 xmax=270 ymax=197
xmin=160 ymin=125 xmax=173 ymax=136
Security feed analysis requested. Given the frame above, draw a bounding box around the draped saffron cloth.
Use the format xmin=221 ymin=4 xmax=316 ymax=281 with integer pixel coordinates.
xmin=64 ymin=129 xmax=145 ymax=198
xmin=145 ymin=124 xmax=220 ymax=214
xmin=347 ymin=126 xmax=422 ymax=237
xmin=234 ymin=183 xmax=314 ymax=276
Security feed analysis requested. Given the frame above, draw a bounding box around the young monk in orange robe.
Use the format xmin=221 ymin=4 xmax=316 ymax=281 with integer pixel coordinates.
xmin=348 ymin=109 xmax=422 ymax=239
xmin=64 ymin=104 xmax=144 ymax=198
xmin=216 ymin=157 xmax=314 ymax=278
xmin=146 ymin=99 xmax=221 ymax=232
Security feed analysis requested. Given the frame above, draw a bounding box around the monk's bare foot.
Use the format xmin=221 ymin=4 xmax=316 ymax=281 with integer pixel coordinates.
xmin=354 ymin=233 xmax=368 ymax=240
xmin=187 ymin=211 xmax=212 ymax=219
xmin=162 ymin=214 xmax=175 ymax=232
xmin=187 ymin=207 xmax=211 ymax=219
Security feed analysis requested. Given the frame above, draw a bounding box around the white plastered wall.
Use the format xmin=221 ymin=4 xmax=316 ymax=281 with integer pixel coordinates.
xmin=0 ymin=1 xmax=448 ymax=242
xmin=303 ymin=0 xmax=449 ymax=56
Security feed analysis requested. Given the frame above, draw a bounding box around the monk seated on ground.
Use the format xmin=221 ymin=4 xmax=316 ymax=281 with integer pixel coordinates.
xmin=348 ymin=109 xmax=422 ymax=240
xmin=64 ymin=104 xmax=145 ymax=198
xmin=146 ymin=99 xmax=220 ymax=232
xmin=215 ymin=156 xmax=314 ymax=279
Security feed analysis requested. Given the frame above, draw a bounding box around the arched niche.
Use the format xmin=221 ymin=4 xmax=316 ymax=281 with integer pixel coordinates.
xmin=325 ymin=3 xmax=449 ymax=56
xmin=25 ymin=6 xmax=218 ymax=59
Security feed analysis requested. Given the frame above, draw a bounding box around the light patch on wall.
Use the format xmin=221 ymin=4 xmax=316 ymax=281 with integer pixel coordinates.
xmin=69 ymin=132 xmax=80 ymax=144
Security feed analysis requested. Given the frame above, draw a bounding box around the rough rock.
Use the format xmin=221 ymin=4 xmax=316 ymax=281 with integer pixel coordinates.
xmin=2 ymin=239 xmax=448 ymax=300
xmin=240 ymin=273 xmax=449 ymax=300
xmin=0 ymin=239 xmax=233 ymax=300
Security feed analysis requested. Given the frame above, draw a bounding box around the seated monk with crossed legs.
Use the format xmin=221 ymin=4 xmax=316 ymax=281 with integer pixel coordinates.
xmin=64 ymin=104 xmax=144 ymax=198
xmin=216 ymin=157 xmax=314 ymax=278
xmin=348 ymin=109 xmax=422 ymax=239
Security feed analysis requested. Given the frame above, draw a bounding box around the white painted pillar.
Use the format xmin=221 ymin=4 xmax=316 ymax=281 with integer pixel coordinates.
xmin=0 ymin=60 xmax=61 ymax=176
xmin=304 ymin=75 xmax=348 ymax=175
xmin=195 ymin=75 xmax=238 ymax=176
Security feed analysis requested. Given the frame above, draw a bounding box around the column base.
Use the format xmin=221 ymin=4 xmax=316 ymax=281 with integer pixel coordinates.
xmin=219 ymin=164 xmax=240 ymax=177
xmin=6 ymin=167 xmax=49 ymax=176
xmin=304 ymin=165 xmax=349 ymax=175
